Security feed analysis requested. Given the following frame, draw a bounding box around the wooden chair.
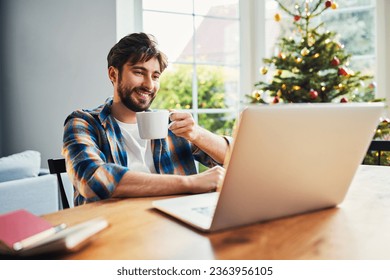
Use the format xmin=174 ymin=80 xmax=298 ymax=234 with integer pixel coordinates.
xmin=365 ymin=140 xmax=390 ymax=166
xmin=47 ymin=158 xmax=70 ymax=209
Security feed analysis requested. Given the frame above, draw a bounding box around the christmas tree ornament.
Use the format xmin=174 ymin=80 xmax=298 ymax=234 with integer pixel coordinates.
xmin=301 ymin=47 xmax=310 ymax=56
xmin=325 ymin=1 xmax=332 ymax=8
xmin=276 ymin=69 xmax=283 ymax=76
xmin=277 ymin=89 xmax=282 ymax=97
xmin=338 ymin=67 xmax=348 ymax=76
xmin=273 ymin=96 xmax=280 ymax=104
xmin=330 ymin=56 xmax=340 ymax=66
xmin=340 ymin=97 xmax=348 ymax=103
xmin=260 ymin=66 xmax=268 ymax=75
xmin=253 ymin=90 xmax=262 ymax=101
xmin=295 ymin=56 xmax=303 ymax=63
xmin=369 ymin=82 xmax=377 ymax=89
xmin=282 ymin=84 xmax=287 ymax=90
xmin=274 ymin=13 xmax=281 ymax=22
xmin=278 ymin=52 xmax=287 ymax=59
xmin=293 ymin=85 xmax=301 ymax=91
xmin=313 ymin=53 xmax=320 ymax=58
xmin=294 ymin=15 xmax=301 ymax=21
xmin=331 ymin=2 xmax=338 ymax=9
xmin=309 ymin=89 xmax=319 ymax=99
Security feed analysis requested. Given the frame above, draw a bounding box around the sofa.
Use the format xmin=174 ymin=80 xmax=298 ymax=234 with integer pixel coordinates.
xmin=0 ymin=150 xmax=73 ymax=216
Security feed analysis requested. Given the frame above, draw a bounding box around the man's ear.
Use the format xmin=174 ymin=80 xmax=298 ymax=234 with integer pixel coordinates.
xmin=108 ymin=66 xmax=118 ymax=84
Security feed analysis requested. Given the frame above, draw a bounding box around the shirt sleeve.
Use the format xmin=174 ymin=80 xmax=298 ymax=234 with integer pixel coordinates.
xmin=192 ymin=136 xmax=233 ymax=168
xmin=62 ymin=111 xmax=128 ymax=203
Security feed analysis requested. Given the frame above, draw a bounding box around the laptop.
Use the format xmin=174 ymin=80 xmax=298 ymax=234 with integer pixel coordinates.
xmin=152 ymin=103 xmax=384 ymax=232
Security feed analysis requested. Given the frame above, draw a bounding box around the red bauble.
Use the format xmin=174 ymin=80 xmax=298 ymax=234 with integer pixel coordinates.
xmin=309 ymin=89 xmax=318 ymax=99
xmin=294 ymin=15 xmax=301 ymax=21
xmin=338 ymin=67 xmax=348 ymax=76
xmin=330 ymin=56 xmax=340 ymax=66
xmin=273 ymin=96 xmax=280 ymax=104
xmin=325 ymin=1 xmax=332 ymax=8
xmin=340 ymin=97 xmax=348 ymax=103
xmin=369 ymin=82 xmax=377 ymax=89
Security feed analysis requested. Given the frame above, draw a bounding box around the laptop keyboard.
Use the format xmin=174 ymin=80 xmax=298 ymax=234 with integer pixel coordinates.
xmin=192 ymin=205 xmax=216 ymax=217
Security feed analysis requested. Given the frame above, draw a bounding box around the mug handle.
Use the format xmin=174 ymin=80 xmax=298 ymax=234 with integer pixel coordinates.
xmin=168 ymin=111 xmax=175 ymax=129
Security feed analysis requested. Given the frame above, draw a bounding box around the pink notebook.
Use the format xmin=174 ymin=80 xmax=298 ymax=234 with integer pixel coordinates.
xmin=0 ymin=209 xmax=53 ymax=252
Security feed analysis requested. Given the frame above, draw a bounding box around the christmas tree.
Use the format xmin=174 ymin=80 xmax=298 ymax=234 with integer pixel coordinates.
xmin=248 ymin=0 xmax=378 ymax=104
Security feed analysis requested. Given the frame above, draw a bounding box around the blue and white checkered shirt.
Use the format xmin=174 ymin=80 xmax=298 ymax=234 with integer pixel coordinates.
xmin=62 ymin=97 xmax=224 ymax=206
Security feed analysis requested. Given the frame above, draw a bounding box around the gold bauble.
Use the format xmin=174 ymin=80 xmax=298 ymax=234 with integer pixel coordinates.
xmin=279 ymin=52 xmax=286 ymax=59
xmin=253 ymin=90 xmax=261 ymax=100
xmin=282 ymin=84 xmax=287 ymax=90
xmin=260 ymin=67 xmax=268 ymax=75
xmin=293 ymin=85 xmax=301 ymax=91
xmin=301 ymin=47 xmax=310 ymax=56
xmin=274 ymin=13 xmax=281 ymax=22
xmin=292 ymin=67 xmax=300 ymax=73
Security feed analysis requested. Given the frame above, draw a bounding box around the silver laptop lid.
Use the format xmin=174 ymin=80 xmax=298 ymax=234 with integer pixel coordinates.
xmin=210 ymin=103 xmax=384 ymax=231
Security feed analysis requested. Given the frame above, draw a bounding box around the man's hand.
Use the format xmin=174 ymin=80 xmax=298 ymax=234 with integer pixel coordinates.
xmin=168 ymin=111 xmax=200 ymax=142
xmin=168 ymin=111 xmax=229 ymax=165
xmin=186 ymin=166 xmax=225 ymax=194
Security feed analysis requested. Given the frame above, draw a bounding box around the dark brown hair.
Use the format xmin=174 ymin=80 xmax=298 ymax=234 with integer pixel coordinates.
xmin=107 ymin=32 xmax=168 ymax=73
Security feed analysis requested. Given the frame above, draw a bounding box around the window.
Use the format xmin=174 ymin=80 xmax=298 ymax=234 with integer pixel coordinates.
xmin=141 ymin=0 xmax=240 ymax=137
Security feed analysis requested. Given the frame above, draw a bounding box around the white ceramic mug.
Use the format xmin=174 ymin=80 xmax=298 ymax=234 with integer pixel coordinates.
xmin=136 ymin=110 xmax=172 ymax=139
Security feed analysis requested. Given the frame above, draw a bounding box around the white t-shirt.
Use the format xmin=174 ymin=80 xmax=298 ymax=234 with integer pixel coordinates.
xmin=115 ymin=119 xmax=157 ymax=174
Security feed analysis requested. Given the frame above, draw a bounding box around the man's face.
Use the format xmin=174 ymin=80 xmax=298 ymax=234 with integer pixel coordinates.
xmin=116 ymin=58 xmax=161 ymax=112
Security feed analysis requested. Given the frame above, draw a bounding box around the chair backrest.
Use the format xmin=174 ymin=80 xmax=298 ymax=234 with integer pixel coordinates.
xmin=365 ymin=140 xmax=390 ymax=165
xmin=47 ymin=158 xmax=70 ymax=209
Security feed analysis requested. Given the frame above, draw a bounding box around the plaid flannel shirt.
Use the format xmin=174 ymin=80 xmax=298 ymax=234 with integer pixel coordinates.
xmin=62 ymin=97 xmax=223 ymax=206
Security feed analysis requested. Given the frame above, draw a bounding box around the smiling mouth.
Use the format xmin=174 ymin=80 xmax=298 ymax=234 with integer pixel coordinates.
xmin=135 ymin=88 xmax=154 ymax=99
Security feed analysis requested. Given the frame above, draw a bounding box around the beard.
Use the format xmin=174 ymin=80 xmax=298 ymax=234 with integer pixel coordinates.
xmin=117 ymin=76 xmax=156 ymax=112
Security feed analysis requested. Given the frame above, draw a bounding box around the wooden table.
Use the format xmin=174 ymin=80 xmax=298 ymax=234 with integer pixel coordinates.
xmin=42 ymin=165 xmax=390 ymax=260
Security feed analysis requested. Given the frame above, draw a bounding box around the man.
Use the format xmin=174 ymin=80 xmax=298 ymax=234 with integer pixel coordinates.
xmin=62 ymin=33 xmax=230 ymax=206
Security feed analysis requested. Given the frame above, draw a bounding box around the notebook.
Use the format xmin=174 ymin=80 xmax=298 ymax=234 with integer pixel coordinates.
xmin=152 ymin=103 xmax=385 ymax=232
xmin=0 ymin=209 xmax=54 ymax=253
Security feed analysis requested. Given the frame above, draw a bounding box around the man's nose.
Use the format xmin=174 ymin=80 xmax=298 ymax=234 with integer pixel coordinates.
xmin=142 ymin=75 xmax=153 ymax=90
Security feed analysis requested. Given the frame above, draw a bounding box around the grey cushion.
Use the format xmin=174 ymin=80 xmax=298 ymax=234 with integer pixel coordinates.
xmin=0 ymin=150 xmax=41 ymax=183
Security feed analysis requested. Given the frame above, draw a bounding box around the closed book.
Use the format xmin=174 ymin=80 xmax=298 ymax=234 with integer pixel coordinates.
xmin=0 ymin=209 xmax=54 ymax=253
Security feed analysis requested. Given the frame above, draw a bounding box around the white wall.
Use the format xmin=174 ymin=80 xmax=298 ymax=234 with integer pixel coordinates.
xmin=0 ymin=0 xmax=116 ymax=166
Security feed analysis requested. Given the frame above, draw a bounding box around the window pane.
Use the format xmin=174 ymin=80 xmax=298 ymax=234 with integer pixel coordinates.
xmin=194 ymin=0 xmax=239 ymax=18
xmin=194 ymin=16 xmax=239 ymax=65
xmin=197 ymin=65 xmax=239 ymax=109
xmin=340 ymin=0 xmax=375 ymax=8
xmin=198 ymin=113 xmax=235 ymax=137
xmin=152 ymin=64 xmax=193 ymax=110
xmin=143 ymin=11 xmax=194 ymax=63
xmin=321 ymin=10 xmax=375 ymax=56
xmin=143 ymin=0 xmax=193 ymax=14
